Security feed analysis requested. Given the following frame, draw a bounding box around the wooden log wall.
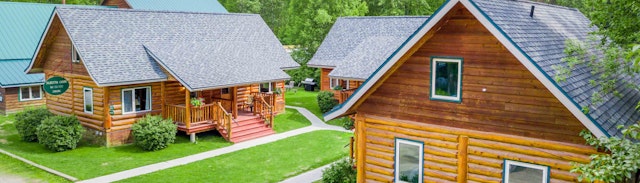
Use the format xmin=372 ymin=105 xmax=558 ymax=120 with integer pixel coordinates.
xmin=107 ymin=83 xmax=163 ymax=131
xmin=321 ymin=68 xmax=332 ymax=91
xmin=357 ymin=114 xmax=596 ymax=183
xmin=0 ymin=87 xmax=46 ymax=114
xmin=358 ymin=4 xmax=587 ymax=144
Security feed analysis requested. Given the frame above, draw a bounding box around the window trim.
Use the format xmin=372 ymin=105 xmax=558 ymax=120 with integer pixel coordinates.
xmin=394 ymin=138 xmax=424 ymax=183
xmin=18 ymin=86 xmax=43 ymax=101
xmin=345 ymin=80 xmax=350 ymax=90
xmin=121 ymin=86 xmax=152 ymax=114
xmin=261 ymin=82 xmax=272 ymax=92
xmin=71 ymin=45 xmax=80 ymax=63
xmin=329 ymin=78 xmax=339 ymax=89
xmin=429 ymin=57 xmax=463 ymax=103
xmin=83 ymin=87 xmax=93 ymax=114
xmin=503 ymin=159 xmax=550 ymax=183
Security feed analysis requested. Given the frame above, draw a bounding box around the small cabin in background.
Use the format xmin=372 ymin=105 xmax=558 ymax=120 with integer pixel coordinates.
xmin=27 ymin=7 xmax=298 ymax=146
xmin=101 ymin=0 xmax=228 ymax=13
xmin=308 ymin=16 xmax=427 ymax=103
xmin=325 ymin=0 xmax=640 ymax=182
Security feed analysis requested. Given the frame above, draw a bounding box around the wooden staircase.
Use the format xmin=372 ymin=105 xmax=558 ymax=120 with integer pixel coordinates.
xmin=218 ymin=114 xmax=275 ymax=143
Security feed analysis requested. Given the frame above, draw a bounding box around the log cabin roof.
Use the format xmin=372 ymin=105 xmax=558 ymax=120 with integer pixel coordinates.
xmin=0 ymin=59 xmax=45 ymax=88
xmin=144 ymin=41 xmax=291 ymax=91
xmin=28 ymin=7 xmax=298 ymax=89
xmin=325 ymin=0 xmax=640 ymax=138
xmin=307 ymin=16 xmax=429 ymax=80
xmin=120 ymin=0 xmax=227 ymax=13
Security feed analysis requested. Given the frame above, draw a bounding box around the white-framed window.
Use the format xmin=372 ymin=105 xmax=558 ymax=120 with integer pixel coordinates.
xmin=430 ymin=57 xmax=463 ymax=102
xmin=394 ymin=138 xmax=424 ymax=183
xmin=503 ymin=160 xmax=549 ymax=183
xmin=122 ymin=86 xmax=151 ymax=114
xmin=330 ymin=78 xmax=340 ymax=89
xmin=71 ymin=45 xmax=81 ymax=63
xmin=19 ymin=86 xmax=42 ymax=101
xmin=83 ymin=87 xmax=93 ymax=114
xmin=260 ymin=82 xmax=272 ymax=92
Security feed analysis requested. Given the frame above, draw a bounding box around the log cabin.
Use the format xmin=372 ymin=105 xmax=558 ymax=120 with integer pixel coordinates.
xmin=26 ymin=7 xmax=298 ymax=146
xmin=101 ymin=0 xmax=227 ymax=13
xmin=0 ymin=2 xmax=107 ymax=115
xmin=324 ymin=0 xmax=640 ymax=182
xmin=307 ymin=16 xmax=428 ymax=103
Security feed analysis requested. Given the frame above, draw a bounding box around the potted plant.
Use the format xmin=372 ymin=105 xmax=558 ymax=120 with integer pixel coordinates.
xmin=190 ymin=97 xmax=204 ymax=108
xmin=273 ymin=88 xmax=282 ymax=96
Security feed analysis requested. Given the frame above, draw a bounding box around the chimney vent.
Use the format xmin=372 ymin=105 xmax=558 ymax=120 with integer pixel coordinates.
xmin=530 ymin=5 xmax=535 ymax=17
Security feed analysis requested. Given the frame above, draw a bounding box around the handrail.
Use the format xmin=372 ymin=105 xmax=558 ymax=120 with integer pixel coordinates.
xmin=254 ymin=95 xmax=274 ymax=128
xmin=213 ymin=102 xmax=233 ymax=140
xmin=166 ymin=103 xmax=216 ymax=129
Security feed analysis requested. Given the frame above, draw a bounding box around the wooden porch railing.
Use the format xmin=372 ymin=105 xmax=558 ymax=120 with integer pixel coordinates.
xmin=253 ymin=95 xmax=274 ymax=128
xmin=213 ymin=102 xmax=233 ymax=140
xmin=165 ymin=103 xmax=216 ymax=129
xmin=332 ymin=89 xmax=356 ymax=104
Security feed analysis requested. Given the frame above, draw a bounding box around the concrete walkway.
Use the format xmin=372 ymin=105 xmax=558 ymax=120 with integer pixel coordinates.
xmin=78 ymin=105 xmax=350 ymax=183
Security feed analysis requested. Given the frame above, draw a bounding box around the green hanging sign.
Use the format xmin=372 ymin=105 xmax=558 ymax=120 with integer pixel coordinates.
xmin=43 ymin=76 xmax=69 ymax=95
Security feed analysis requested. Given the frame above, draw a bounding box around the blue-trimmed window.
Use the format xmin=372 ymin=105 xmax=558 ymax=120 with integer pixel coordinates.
xmin=83 ymin=87 xmax=93 ymax=114
xmin=503 ymin=160 xmax=549 ymax=183
xmin=394 ymin=138 xmax=424 ymax=183
xmin=19 ymin=86 xmax=42 ymax=101
xmin=430 ymin=57 xmax=463 ymax=102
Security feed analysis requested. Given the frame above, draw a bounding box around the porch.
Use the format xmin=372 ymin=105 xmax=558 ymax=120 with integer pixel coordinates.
xmin=162 ymin=85 xmax=277 ymax=143
xmin=332 ymin=89 xmax=356 ymax=104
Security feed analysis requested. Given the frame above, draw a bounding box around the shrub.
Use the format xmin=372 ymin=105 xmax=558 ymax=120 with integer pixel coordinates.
xmin=317 ymin=91 xmax=338 ymax=113
xmin=341 ymin=117 xmax=354 ymax=130
xmin=14 ymin=108 xmax=53 ymax=142
xmin=322 ymin=158 xmax=356 ymax=183
xmin=36 ymin=115 xmax=84 ymax=152
xmin=131 ymin=115 xmax=177 ymax=151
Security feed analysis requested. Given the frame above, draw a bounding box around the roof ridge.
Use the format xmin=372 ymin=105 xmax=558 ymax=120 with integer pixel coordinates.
xmin=56 ymin=6 xmax=256 ymax=16
xmin=340 ymin=16 xmax=430 ymax=19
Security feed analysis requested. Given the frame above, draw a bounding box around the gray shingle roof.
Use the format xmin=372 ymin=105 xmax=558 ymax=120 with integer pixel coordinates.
xmin=144 ymin=41 xmax=291 ymax=91
xmin=54 ymin=7 xmax=297 ymax=87
xmin=473 ymin=0 xmax=640 ymax=137
xmin=308 ymin=16 xmax=428 ymax=80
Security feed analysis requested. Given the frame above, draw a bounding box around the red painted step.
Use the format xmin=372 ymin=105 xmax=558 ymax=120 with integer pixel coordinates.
xmin=216 ymin=115 xmax=275 ymax=143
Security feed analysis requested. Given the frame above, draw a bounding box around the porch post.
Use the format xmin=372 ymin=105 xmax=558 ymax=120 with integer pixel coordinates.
xmin=161 ymin=81 xmax=165 ymax=118
xmin=232 ymin=86 xmax=238 ymax=118
xmin=185 ymin=89 xmax=191 ymax=129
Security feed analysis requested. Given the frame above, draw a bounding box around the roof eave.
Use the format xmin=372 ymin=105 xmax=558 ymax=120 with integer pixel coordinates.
xmin=25 ymin=8 xmax=57 ymax=74
xmin=307 ymin=64 xmax=335 ymax=69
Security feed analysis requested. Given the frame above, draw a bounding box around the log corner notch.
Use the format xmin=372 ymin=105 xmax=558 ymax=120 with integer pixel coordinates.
xmin=457 ymin=135 xmax=469 ymax=183
xmin=355 ymin=113 xmax=366 ymax=183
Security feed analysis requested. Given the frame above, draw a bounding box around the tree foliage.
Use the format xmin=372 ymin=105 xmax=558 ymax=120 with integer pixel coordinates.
xmin=547 ymin=0 xmax=640 ymax=182
xmin=366 ymin=0 xmax=444 ymax=16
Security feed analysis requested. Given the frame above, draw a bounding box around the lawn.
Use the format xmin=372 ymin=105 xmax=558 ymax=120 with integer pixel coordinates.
xmin=285 ymin=87 xmax=352 ymax=128
xmin=0 ymin=114 xmax=232 ymax=180
xmin=285 ymin=87 xmax=323 ymax=119
xmin=0 ymin=153 xmax=70 ymax=183
xmin=273 ymin=108 xmax=312 ymax=133
xmin=118 ymin=130 xmax=351 ymax=183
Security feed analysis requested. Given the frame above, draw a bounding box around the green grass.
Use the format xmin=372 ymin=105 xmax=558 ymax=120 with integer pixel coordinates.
xmin=285 ymin=87 xmax=323 ymax=119
xmin=273 ymin=108 xmax=312 ymax=133
xmin=118 ymin=130 xmax=351 ymax=183
xmin=0 ymin=114 xmax=233 ymax=180
xmin=325 ymin=117 xmax=352 ymax=129
xmin=0 ymin=149 xmax=70 ymax=183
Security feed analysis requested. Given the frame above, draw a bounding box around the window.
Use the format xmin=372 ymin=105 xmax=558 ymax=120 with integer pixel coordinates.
xmin=394 ymin=138 xmax=424 ymax=183
xmin=122 ymin=87 xmax=151 ymax=114
xmin=503 ymin=160 xmax=549 ymax=183
xmin=19 ymin=86 xmax=42 ymax=101
xmin=430 ymin=57 xmax=463 ymax=102
xmin=71 ymin=45 xmax=80 ymax=63
xmin=221 ymin=88 xmax=229 ymax=94
xmin=260 ymin=82 xmax=272 ymax=92
xmin=83 ymin=87 xmax=93 ymax=114
xmin=330 ymin=78 xmax=340 ymax=89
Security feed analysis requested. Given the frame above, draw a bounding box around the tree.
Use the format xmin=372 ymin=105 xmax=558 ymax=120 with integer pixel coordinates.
xmin=366 ymin=0 xmax=444 ymax=16
xmin=554 ymin=0 xmax=640 ymax=182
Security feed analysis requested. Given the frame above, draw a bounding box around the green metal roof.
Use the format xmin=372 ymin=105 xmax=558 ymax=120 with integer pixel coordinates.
xmin=126 ymin=0 xmax=228 ymax=13
xmin=0 ymin=2 xmax=60 ymax=60
xmin=0 ymin=59 xmax=44 ymax=87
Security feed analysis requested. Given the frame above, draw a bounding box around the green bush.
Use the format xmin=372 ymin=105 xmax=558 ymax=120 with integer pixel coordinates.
xmin=322 ymin=158 xmax=356 ymax=183
xmin=317 ymin=91 xmax=338 ymax=113
xmin=36 ymin=115 xmax=85 ymax=152
xmin=14 ymin=108 xmax=53 ymax=142
xmin=131 ymin=115 xmax=177 ymax=151
xmin=341 ymin=117 xmax=354 ymax=130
